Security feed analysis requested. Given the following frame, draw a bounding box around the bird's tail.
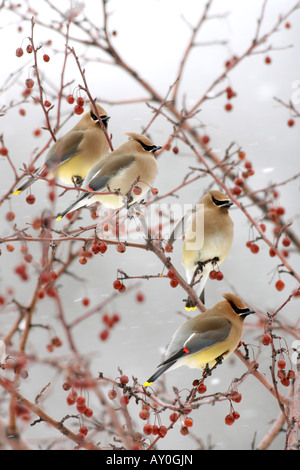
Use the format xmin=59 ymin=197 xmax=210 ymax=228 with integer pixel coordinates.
xmin=13 ymin=167 xmax=42 ymax=194
xmin=56 ymin=192 xmax=89 ymax=221
xmin=143 ymin=361 xmax=175 ymax=387
xmin=185 ymin=266 xmax=210 ymax=310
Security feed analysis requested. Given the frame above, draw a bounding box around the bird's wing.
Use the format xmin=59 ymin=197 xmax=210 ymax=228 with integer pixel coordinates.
xmin=87 ymin=154 xmax=135 ymax=192
xmin=159 ymin=317 xmax=231 ymax=366
xmin=44 ymin=130 xmax=85 ymax=169
xmin=168 ymin=208 xmax=196 ymax=244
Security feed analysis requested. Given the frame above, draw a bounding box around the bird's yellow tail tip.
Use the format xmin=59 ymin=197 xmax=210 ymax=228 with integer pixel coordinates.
xmin=143 ymin=381 xmax=152 ymax=387
xmin=13 ymin=190 xmax=21 ymax=195
xmin=185 ymin=306 xmax=196 ymax=312
xmin=56 ymin=215 xmax=62 ymax=221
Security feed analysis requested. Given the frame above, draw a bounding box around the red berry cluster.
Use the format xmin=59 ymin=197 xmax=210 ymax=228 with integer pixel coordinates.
xmin=167 ymin=268 xmax=179 ymax=288
xmin=277 ymin=359 xmax=295 ymax=387
xmin=246 ymin=240 xmax=260 ymax=254
xmin=91 ymin=239 xmax=108 ymax=255
xmin=224 ymin=85 xmax=237 ymax=111
xmin=46 ymin=336 xmax=62 ymax=352
xmin=209 ymin=269 xmax=224 ymax=281
xmin=224 ymin=391 xmax=242 ymax=425
xmin=64 ymin=386 xmax=93 ymax=436
xmin=192 ymin=378 xmax=207 ymax=394
xmin=113 ymin=279 xmax=126 ymax=293
xmin=99 ymin=312 xmax=120 ymax=341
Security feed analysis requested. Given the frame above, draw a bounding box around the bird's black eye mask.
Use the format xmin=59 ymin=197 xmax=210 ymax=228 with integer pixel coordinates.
xmin=90 ymin=111 xmax=110 ymax=126
xmin=229 ymin=301 xmax=255 ymax=317
xmin=138 ymin=140 xmax=162 ymax=153
xmin=212 ymin=195 xmax=233 ymax=208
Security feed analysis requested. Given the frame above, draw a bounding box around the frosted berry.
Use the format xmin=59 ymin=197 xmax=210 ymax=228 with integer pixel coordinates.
xmin=262 ymin=333 xmax=272 ymax=346
xmin=197 ymin=383 xmax=207 ymax=394
xmin=113 ymin=279 xmax=122 ymax=290
xmin=184 ymin=418 xmax=193 ymax=427
xmin=277 ymin=359 xmax=286 ymax=370
xmin=139 ymin=409 xmax=149 ymax=420
xmin=215 ymin=271 xmax=224 ymax=281
xmin=282 ymin=236 xmax=291 ymax=247
xmin=143 ymin=424 xmax=152 ymax=435
xmin=250 ymin=243 xmax=259 ymax=254
xmin=26 ymin=194 xmax=36 ymax=205
xmin=158 ymin=426 xmax=167 ymax=438
xmin=287 ymin=119 xmax=295 ymax=127
xmin=117 ymin=243 xmax=126 ymax=253
xmin=133 ymin=186 xmax=142 ymax=195
xmin=225 ymin=103 xmax=232 ymax=111
xmin=275 ymin=280 xmax=285 ymax=291
xmin=74 ymin=104 xmax=84 ymax=115
xmin=180 ymin=426 xmax=189 ymax=436
xmin=6 ymin=211 xmax=15 ymax=222
xmin=67 ymin=94 xmax=75 ymax=104
xmin=82 ymin=297 xmax=90 ymax=307
xmin=120 ymin=374 xmax=129 ymax=385
xmin=170 ymin=278 xmax=179 ymax=288
xmin=25 ymin=78 xmax=34 ymax=89
xmin=169 ymin=412 xmax=179 ymax=422
xmin=265 ymin=56 xmax=271 ymax=64
xmin=108 ymin=389 xmax=117 ymax=400
xmin=0 ymin=146 xmax=8 ymax=156
xmin=99 ymin=329 xmax=109 ymax=341
xmin=230 ymin=391 xmax=242 ymax=403
xmin=43 ymin=54 xmax=50 ymax=62
xmin=16 ymin=47 xmax=24 ymax=57
xmin=172 ymin=146 xmax=179 ymax=154
xmin=165 ymin=243 xmax=173 ymax=253
xmin=77 ymin=97 xmax=84 ymax=106
xmin=225 ymin=413 xmax=235 ymax=425
xmin=136 ymin=292 xmax=145 ymax=303
xmin=120 ymin=396 xmax=129 ymax=406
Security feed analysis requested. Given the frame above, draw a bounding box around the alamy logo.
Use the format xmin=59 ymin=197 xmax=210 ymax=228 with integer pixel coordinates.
xmin=291 ymin=340 xmax=300 ymax=365
xmin=291 ymin=80 xmax=300 ymax=105
xmin=96 ymin=202 xmax=205 ymax=250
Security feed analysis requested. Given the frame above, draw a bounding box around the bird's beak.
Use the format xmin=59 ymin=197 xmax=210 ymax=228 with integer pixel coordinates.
xmin=152 ymin=145 xmax=162 ymax=154
xmin=223 ymin=201 xmax=234 ymax=208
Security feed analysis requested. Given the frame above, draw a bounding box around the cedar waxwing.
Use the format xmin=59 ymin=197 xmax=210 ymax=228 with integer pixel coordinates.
xmin=144 ymin=293 xmax=255 ymax=386
xmin=55 ymin=132 xmax=161 ymax=220
xmin=13 ymin=104 xmax=110 ymax=194
xmin=181 ymin=190 xmax=234 ymax=309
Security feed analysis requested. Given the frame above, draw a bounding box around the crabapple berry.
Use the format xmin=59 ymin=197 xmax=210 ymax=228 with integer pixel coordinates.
xmin=26 ymin=194 xmax=36 ymax=205
xmin=74 ymin=105 xmax=84 ymax=115
xmin=143 ymin=424 xmax=153 ymax=435
xmin=262 ymin=333 xmax=272 ymax=346
xmin=275 ymin=280 xmax=285 ymax=291
xmin=108 ymin=389 xmax=117 ymax=400
xmin=16 ymin=47 xmax=24 ymax=57
xmin=225 ymin=413 xmax=235 ymax=425
xmin=278 ymin=359 xmax=286 ymax=370
xmin=25 ymin=78 xmax=34 ymax=89
xmin=282 ymin=236 xmax=291 ymax=247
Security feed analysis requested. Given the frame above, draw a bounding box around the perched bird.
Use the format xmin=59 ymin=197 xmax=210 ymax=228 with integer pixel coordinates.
xmin=144 ymin=293 xmax=254 ymax=386
xmin=13 ymin=104 xmax=110 ymax=194
xmin=55 ymin=132 xmax=161 ymax=220
xmin=181 ymin=190 xmax=234 ymax=309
